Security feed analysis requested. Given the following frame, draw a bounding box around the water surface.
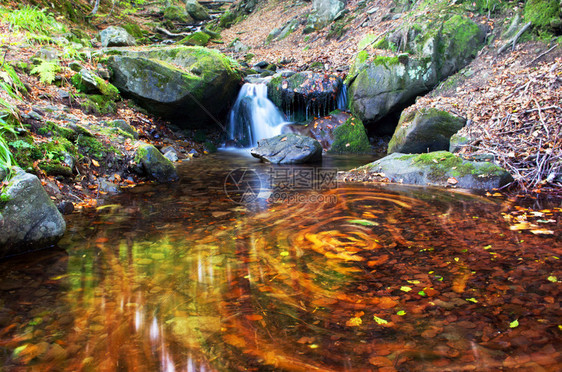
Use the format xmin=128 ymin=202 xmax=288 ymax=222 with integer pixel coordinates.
xmin=0 ymin=151 xmax=560 ymax=371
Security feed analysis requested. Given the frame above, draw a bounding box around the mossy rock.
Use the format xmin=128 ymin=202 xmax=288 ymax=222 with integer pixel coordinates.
xmin=345 ymin=151 xmax=513 ymax=190
xmin=164 ymin=5 xmax=191 ymax=23
xmin=388 ymin=108 xmax=466 ymax=154
xmin=329 ymin=116 xmax=371 ymax=154
xmin=106 ymin=46 xmax=242 ymax=127
xmin=122 ymin=23 xmax=144 ymax=39
xmin=134 ymin=143 xmax=178 ymax=182
xmin=180 ymin=32 xmax=211 ymax=46
xmin=80 ymin=94 xmax=117 ymax=116
xmin=219 ymin=11 xmax=237 ymax=28
xmin=71 ymin=69 xmax=120 ymax=101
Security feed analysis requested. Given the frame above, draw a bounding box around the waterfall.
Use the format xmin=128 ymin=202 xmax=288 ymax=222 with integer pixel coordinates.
xmin=227 ymin=83 xmax=287 ymax=148
xmin=337 ymin=83 xmax=348 ymax=111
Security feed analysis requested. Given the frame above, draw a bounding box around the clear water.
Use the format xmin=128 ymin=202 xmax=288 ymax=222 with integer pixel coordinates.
xmin=0 ymin=151 xmax=560 ymax=371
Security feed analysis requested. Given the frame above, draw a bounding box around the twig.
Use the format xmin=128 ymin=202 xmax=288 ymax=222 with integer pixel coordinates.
xmin=526 ymin=45 xmax=558 ymax=67
xmin=498 ymin=22 xmax=531 ymax=54
xmin=525 ymin=105 xmax=561 ymax=113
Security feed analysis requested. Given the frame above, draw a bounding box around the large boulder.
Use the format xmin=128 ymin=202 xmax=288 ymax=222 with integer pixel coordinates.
xmin=135 ymin=143 xmax=178 ymax=183
xmin=0 ymin=168 xmax=66 ymax=258
xmin=185 ymin=0 xmax=210 ymax=21
xmin=347 ymin=14 xmax=485 ymax=128
xmin=100 ymin=26 xmax=136 ymax=48
xmin=343 ymin=151 xmax=513 ymax=190
xmin=388 ymin=108 xmax=466 ymax=154
xmin=251 ymin=133 xmax=322 ymax=164
xmin=106 ymin=46 xmax=242 ymax=127
xmin=267 ymin=71 xmax=345 ymax=121
xmin=306 ymin=0 xmax=347 ymax=31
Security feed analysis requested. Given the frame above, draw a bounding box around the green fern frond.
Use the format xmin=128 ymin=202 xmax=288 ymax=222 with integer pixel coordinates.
xmin=31 ymin=60 xmax=60 ymax=84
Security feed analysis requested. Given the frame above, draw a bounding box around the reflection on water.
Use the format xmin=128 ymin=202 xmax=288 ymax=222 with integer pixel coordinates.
xmin=0 ymin=151 xmax=560 ymax=371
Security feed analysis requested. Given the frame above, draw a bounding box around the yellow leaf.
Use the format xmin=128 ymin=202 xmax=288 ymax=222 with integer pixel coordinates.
xmin=373 ymin=316 xmax=388 ymax=325
xmin=92 ymin=159 xmax=100 ymax=167
xmin=346 ymin=317 xmax=362 ymax=327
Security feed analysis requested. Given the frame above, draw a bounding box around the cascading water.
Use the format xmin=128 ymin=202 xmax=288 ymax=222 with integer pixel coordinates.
xmin=337 ymin=83 xmax=348 ymax=111
xmin=227 ymin=83 xmax=287 ymax=148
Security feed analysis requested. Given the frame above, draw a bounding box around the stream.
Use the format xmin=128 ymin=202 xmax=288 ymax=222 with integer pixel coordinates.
xmin=0 ymin=150 xmax=561 ymax=371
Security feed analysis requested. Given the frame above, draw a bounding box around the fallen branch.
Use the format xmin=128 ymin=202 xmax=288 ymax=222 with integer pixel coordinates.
xmin=526 ymin=45 xmax=558 ymax=66
xmin=155 ymin=27 xmax=191 ymax=37
xmin=498 ymin=22 xmax=531 ymax=54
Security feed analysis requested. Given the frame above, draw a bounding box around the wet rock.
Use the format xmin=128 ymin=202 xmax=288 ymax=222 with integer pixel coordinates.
xmin=57 ymin=201 xmax=74 ymax=215
xmin=251 ymin=133 xmax=322 ymax=164
xmin=98 ymin=178 xmax=120 ymax=194
xmin=100 ymin=26 xmax=136 ymax=48
xmin=162 ymin=146 xmax=179 ymax=162
xmin=267 ymin=71 xmax=344 ymax=121
xmin=343 ymin=151 xmax=513 ymax=190
xmin=134 ymin=143 xmax=179 ymax=183
xmin=0 ymin=168 xmax=66 ymax=258
xmin=388 ymin=108 xmax=466 ymax=154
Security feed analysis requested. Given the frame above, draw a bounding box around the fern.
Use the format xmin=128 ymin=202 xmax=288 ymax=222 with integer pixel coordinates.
xmin=31 ymin=60 xmax=60 ymax=84
xmin=0 ymin=119 xmax=17 ymax=181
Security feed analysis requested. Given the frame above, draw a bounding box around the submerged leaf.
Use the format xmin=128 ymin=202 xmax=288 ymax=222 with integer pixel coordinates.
xmin=400 ymin=286 xmax=412 ymax=292
xmin=509 ymin=319 xmax=519 ymax=328
xmin=373 ymin=316 xmax=388 ymax=325
xmin=347 ymin=219 xmax=379 ymax=226
xmin=547 ymin=276 xmax=557 ymax=283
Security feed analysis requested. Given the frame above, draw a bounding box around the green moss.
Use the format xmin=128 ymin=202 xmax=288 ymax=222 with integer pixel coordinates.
xmin=164 ymin=5 xmax=189 ymax=22
xmin=76 ymin=135 xmax=107 ymax=160
xmin=524 ymin=0 xmax=560 ymax=30
xmin=356 ymin=50 xmax=370 ymax=64
xmin=329 ymin=117 xmax=371 ymax=154
xmin=442 ymin=15 xmax=482 ymax=58
xmin=39 ymin=161 xmax=73 ymax=177
xmin=80 ymin=94 xmax=117 ymax=116
xmin=219 ymin=11 xmax=237 ymax=28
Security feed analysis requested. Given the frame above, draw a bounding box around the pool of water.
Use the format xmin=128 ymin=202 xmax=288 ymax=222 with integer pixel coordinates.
xmin=0 ymin=151 xmax=560 ymax=371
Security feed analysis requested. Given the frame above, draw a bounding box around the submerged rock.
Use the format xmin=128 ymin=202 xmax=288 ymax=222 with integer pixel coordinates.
xmin=388 ymin=108 xmax=466 ymax=154
xmin=100 ymin=26 xmax=136 ymax=48
xmin=0 ymin=168 xmax=66 ymax=258
xmin=251 ymin=133 xmax=322 ymax=164
xmin=107 ymin=46 xmax=242 ymax=127
xmin=343 ymin=151 xmax=513 ymax=190
xmin=135 ymin=143 xmax=178 ymax=183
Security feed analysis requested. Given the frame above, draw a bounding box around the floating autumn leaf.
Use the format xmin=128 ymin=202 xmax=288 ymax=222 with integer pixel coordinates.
xmin=378 ymin=297 xmax=398 ymax=309
xmin=530 ymin=228 xmax=554 ymax=235
xmin=346 ymin=316 xmax=363 ymax=327
xmin=347 ymin=219 xmax=379 ymax=226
